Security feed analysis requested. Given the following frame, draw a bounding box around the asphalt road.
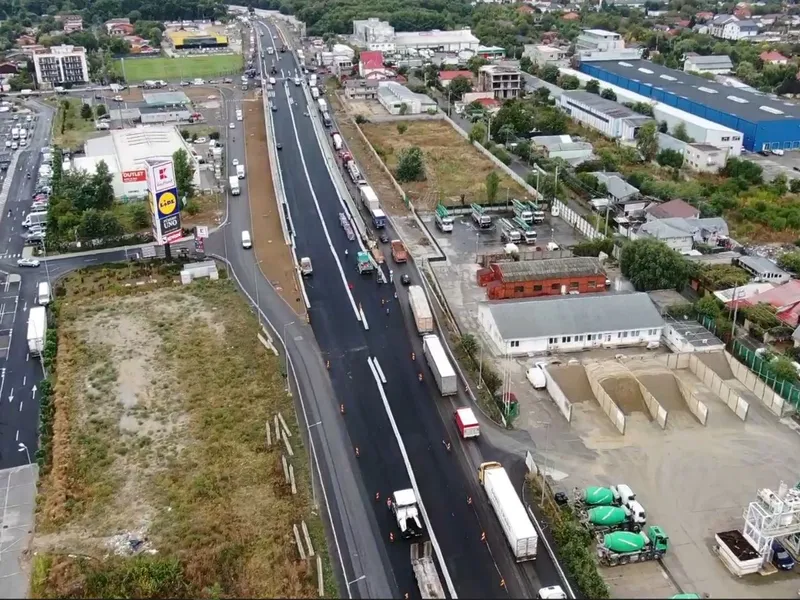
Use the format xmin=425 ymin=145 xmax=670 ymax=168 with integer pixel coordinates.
xmin=0 ymin=104 xmax=57 ymax=469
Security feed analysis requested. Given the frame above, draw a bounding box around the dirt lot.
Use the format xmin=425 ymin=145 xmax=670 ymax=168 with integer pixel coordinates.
xmin=243 ymin=97 xmax=305 ymax=316
xmin=359 ymin=119 xmax=530 ymax=210
xmin=31 ymin=265 xmax=331 ymax=598
xmin=329 ymin=92 xmax=407 ymax=215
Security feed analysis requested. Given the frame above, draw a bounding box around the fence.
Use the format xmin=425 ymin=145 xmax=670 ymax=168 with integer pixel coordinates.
xmin=729 ymin=340 xmax=794 ymax=415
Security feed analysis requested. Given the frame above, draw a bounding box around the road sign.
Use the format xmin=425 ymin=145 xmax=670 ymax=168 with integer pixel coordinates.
xmin=196 ymin=225 xmax=209 ymax=239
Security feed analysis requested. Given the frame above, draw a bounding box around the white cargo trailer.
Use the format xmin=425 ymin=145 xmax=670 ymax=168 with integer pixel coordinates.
xmin=359 ymin=185 xmax=380 ymax=212
xmin=478 ymin=462 xmax=538 ymax=562
xmin=229 ymin=176 xmax=241 ymax=195
xmin=27 ymin=306 xmax=46 ymax=356
xmin=422 ymin=334 xmax=457 ymax=396
xmin=408 ymin=285 xmax=433 ymax=335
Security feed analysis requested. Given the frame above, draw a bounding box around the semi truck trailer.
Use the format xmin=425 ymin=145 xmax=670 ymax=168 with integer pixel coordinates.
xmin=422 ymin=334 xmax=457 ymax=395
xmin=27 ymin=306 xmax=46 ymax=356
xmin=408 ymin=285 xmax=433 ymax=335
xmin=229 ymin=176 xmax=240 ymax=195
xmin=478 ymin=461 xmax=538 ymax=561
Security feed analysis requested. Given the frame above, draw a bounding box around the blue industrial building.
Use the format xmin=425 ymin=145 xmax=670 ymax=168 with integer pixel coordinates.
xmin=579 ymin=59 xmax=800 ymax=152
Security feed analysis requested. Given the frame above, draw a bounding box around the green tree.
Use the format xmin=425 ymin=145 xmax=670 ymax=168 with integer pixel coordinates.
xmin=722 ymin=158 xmax=763 ymax=186
xmin=779 ymin=251 xmax=800 ymax=273
xmin=636 ymin=121 xmax=659 ymax=162
xmin=620 ymin=238 xmax=688 ymax=291
xmin=791 ymin=179 xmax=800 ymax=194
xmin=447 ymin=76 xmax=473 ymax=100
xmin=519 ymin=55 xmax=533 ymax=73
xmin=695 ymin=295 xmax=722 ymax=319
xmin=396 ymin=146 xmax=425 ymax=182
xmin=540 ymin=65 xmax=559 ymax=83
xmin=558 ymin=75 xmax=580 ymax=90
xmin=95 ymin=104 xmax=107 ymax=117
xmin=77 ymin=209 xmax=104 ymax=240
xmin=129 ymin=202 xmax=151 ymax=229
xmin=533 ymin=107 xmax=567 ymax=135
xmin=585 ymin=79 xmax=600 ymax=94
xmin=656 ymin=149 xmax=683 ymax=169
xmin=399 ymin=103 xmax=409 ymax=116
xmin=397 ymin=123 xmax=408 ymax=135
xmin=80 ymin=103 xmax=92 ymax=119
xmin=485 ymin=171 xmax=500 ymax=203
xmin=172 ymin=148 xmax=195 ymax=199
xmin=600 ymin=88 xmax=617 ymax=101
xmin=91 ymin=160 xmax=115 ymax=210
xmin=469 ymin=122 xmax=487 ymax=144
xmin=672 ymin=122 xmax=692 ymax=142
xmin=467 ymin=55 xmax=489 ymax=75
xmin=771 ymin=357 xmax=798 ymax=382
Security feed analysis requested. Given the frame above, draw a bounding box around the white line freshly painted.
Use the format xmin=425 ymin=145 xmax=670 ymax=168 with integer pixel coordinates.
xmin=366 ymin=356 xmax=458 ymax=599
xmin=373 ymin=358 xmax=387 ymax=384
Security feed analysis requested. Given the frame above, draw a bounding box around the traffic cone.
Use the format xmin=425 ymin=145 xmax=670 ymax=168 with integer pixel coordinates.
xmin=375 ymin=492 xmax=380 ymax=501
xmin=467 ymin=496 xmax=473 ymax=505
xmin=481 ymin=531 xmax=486 ymax=542
xmin=389 ymin=532 xmax=395 ymax=542
xmin=355 ymin=446 xmax=360 ymax=458
xmin=500 ymin=578 xmax=506 ymax=589
xmin=340 ymin=404 xmax=345 ymax=414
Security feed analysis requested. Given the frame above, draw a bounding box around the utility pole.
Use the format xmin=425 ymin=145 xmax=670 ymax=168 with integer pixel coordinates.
xmin=553 ymin=165 xmax=559 ymax=204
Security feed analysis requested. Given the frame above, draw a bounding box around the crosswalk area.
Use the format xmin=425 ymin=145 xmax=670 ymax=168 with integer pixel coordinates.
xmin=0 ymin=252 xmax=22 ymax=259
xmin=0 ymin=273 xmax=20 ymax=361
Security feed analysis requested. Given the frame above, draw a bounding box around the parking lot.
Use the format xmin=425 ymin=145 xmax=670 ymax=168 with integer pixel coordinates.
xmin=746 ymin=150 xmax=800 ymax=183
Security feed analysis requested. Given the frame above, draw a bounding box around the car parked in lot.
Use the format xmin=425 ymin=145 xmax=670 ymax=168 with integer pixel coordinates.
xmin=773 ymin=541 xmax=795 ymax=571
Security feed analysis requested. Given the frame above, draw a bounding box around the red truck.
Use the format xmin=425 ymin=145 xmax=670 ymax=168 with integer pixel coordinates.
xmin=391 ymin=239 xmax=408 ymax=263
xmin=455 ymin=408 xmax=480 ymax=439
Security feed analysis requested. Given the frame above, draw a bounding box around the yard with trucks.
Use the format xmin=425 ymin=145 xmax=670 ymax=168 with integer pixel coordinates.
xmin=359 ymin=120 xmax=531 ymax=210
xmin=30 ymin=265 xmax=333 ymax=598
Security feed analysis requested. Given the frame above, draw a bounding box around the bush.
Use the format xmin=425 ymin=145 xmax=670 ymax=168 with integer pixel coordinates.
xmin=397 ymin=123 xmax=407 ymax=135
xmin=355 ymin=114 xmax=368 ymax=124
xmin=183 ymin=199 xmax=201 ymax=216
xmin=490 ymin=147 xmax=512 ymax=165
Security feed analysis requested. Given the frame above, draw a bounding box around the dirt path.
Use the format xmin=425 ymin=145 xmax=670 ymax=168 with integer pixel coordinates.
xmin=602 ymin=376 xmax=652 ymax=420
xmin=549 ymin=365 xmax=593 ymax=403
xmin=243 ymin=98 xmax=305 ymax=316
xmin=329 ymin=91 xmax=408 ymax=215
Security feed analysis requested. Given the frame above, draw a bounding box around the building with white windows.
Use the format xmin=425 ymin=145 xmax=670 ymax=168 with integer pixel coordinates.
xmin=683 ymin=53 xmax=733 ymax=75
xmin=352 ymin=18 xmax=396 ymax=52
xmin=709 ymin=15 xmax=759 ymax=40
xmin=377 ymin=81 xmax=437 ymax=115
xmin=393 ymin=29 xmax=480 ymax=53
xmin=558 ymin=90 xmax=653 ymax=141
xmin=478 ymin=293 xmax=664 ymax=356
xmin=32 ymin=44 xmax=89 ymax=86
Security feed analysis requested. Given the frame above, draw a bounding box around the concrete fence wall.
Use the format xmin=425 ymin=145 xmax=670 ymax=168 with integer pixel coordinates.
xmin=584 ymin=364 xmax=626 ymax=434
xmin=551 ymin=198 xmax=603 ymax=241
xmin=542 ymin=368 xmax=573 ymax=423
xmin=724 ymin=351 xmax=785 ymax=417
xmin=674 ymin=371 xmax=709 ymax=426
xmin=637 ymin=380 xmax=668 ymax=429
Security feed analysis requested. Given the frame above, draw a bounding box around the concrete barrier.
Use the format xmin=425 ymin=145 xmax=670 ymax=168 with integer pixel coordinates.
xmin=584 ymin=364 xmax=626 ymax=434
xmin=674 ymin=371 xmax=709 ymax=426
xmin=724 ymin=351 xmax=784 ymax=417
xmin=541 ymin=367 xmax=573 ymax=423
xmin=636 ymin=380 xmax=668 ymax=429
xmin=659 ymin=353 xmax=749 ymax=421
xmin=551 ymin=198 xmax=603 ymax=241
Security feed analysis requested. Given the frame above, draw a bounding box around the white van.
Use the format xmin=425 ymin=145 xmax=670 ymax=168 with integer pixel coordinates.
xmin=37 ymin=281 xmax=50 ymax=305
xmin=269 ymin=76 xmax=276 ymax=85
xmin=241 ymin=230 xmax=252 ymax=248
xmin=526 ymin=365 xmax=546 ymax=389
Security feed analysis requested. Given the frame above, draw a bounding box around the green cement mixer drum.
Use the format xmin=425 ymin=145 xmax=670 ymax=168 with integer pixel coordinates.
xmin=583 ymin=486 xmax=614 ymax=506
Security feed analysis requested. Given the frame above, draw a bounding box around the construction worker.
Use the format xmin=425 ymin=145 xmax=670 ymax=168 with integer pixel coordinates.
xmin=386 ymin=307 xmax=390 ymax=316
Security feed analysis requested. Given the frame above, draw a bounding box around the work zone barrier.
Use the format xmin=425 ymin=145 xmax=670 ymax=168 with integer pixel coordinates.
xmin=678 ymin=354 xmax=747 ymax=421
xmin=673 ymin=370 xmax=709 ymax=426
xmin=584 ymin=363 xmax=626 ymax=434
xmin=728 ymin=341 xmax=793 ymax=417
xmin=541 ymin=368 xmax=573 ymax=423
xmin=551 ymin=198 xmax=603 ymax=241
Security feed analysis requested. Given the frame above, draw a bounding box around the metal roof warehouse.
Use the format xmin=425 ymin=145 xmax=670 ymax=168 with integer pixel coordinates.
xmin=579 ymin=58 xmax=800 ymax=152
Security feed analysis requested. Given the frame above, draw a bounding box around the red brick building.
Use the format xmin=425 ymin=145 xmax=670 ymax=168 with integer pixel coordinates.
xmin=478 ymin=257 xmax=608 ymax=300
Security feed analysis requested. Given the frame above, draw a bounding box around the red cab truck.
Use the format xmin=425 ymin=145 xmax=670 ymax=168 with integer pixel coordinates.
xmin=455 ymin=408 xmax=480 ymax=439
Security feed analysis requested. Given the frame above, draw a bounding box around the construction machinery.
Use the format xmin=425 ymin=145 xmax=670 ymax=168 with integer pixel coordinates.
xmin=435 ymin=204 xmax=454 ymax=232
xmin=356 ymin=251 xmax=373 ymax=274
xmin=596 ymin=525 xmax=669 ymax=566
xmin=512 ymin=217 xmax=537 ymax=244
xmin=512 ymin=198 xmax=533 ymax=224
xmin=573 ymin=484 xmax=636 ymax=510
xmin=499 ymin=218 xmax=521 ymax=243
xmin=471 ymin=203 xmax=491 ymax=228
xmin=411 ymin=542 xmax=445 ymax=599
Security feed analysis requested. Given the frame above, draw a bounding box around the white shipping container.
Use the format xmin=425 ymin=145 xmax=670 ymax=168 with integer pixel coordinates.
xmin=480 ymin=462 xmax=538 ymax=561
xmin=422 ymin=334 xmax=457 ymax=396
xmin=408 ymin=285 xmax=433 ymax=335
xmin=359 ymin=185 xmax=380 ymax=212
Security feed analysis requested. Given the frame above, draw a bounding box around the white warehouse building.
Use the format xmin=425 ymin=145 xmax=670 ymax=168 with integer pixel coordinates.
xmin=377 ymin=81 xmax=437 ymax=114
xmin=558 ymin=90 xmax=653 ymax=141
xmin=394 ymin=28 xmax=480 ymax=53
xmin=558 ymin=66 xmax=744 ymax=156
xmin=74 ymin=125 xmax=200 ymax=200
xmin=478 ymin=293 xmax=664 ymax=356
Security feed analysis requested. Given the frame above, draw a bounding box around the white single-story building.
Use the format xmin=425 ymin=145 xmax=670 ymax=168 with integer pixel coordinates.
xmin=376 ymin=81 xmax=437 ymax=115
xmin=478 ymin=292 xmax=664 ymax=356
xmin=559 ymin=90 xmax=653 ymax=141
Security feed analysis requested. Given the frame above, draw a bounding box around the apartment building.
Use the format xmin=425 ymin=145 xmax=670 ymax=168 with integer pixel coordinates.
xmin=477 ymin=64 xmax=522 ymax=100
xmin=33 ymin=44 xmax=89 ymax=86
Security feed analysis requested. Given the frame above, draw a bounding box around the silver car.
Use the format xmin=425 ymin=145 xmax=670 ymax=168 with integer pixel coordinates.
xmin=16 ymin=257 xmax=39 ymax=267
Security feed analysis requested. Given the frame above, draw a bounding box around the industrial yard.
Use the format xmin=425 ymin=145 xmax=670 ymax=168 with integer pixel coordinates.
xmin=540 ymin=352 xmax=800 ymax=598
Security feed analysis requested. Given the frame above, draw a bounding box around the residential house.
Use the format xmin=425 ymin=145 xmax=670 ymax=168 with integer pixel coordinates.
xmin=125 ymin=35 xmax=158 ymax=54
xmin=57 ymin=14 xmax=83 ymax=33
xmin=734 ymin=255 xmax=791 ymax=284
xmin=714 ymin=282 xmax=775 ymax=305
xmin=477 ymin=292 xmax=664 ymax=356
xmin=696 ymin=11 xmax=715 ymax=21
xmin=733 ymin=279 xmax=800 ymax=327
xmin=16 ymin=34 xmax=36 ymax=46
xmin=709 ymin=15 xmax=759 ymax=40
xmin=685 ymin=143 xmax=729 ymax=173
xmin=438 ymin=70 xmax=474 ymax=88
xmin=0 ymin=63 xmax=19 ymax=76
xmin=358 ymin=50 xmax=385 ymax=78
xmin=760 ymin=50 xmax=788 ymax=65
xmin=105 ymin=18 xmax=134 ymax=37
xmin=32 ymin=44 xmax=89 ymax=86
xmin=344 ymin=78 xmax=379 ymax=100
xmin=693 ymin=24 xmax=710 ymax=34
xmin=683 ymin=53 xmax=733 ymax=74
xmin=524 ymin=44 xmax=568 ymax=67
xmin=561 ymin=12 xmax=580 ymax=21
xmin=637 ymin=217 xmax=729 ymax=254
xmin=733 ymin=5 xmax=751 ymax=19
xmin=592 ymin=171 xmax=640 ymax=204
xmin=477 ymin=257 xmax=608 ymax=300
xmin=645 ymin=198 xmax=700 ymax=221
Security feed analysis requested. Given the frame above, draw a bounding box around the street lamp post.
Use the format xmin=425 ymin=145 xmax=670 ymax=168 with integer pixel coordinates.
xmin=283 ymin=321 xmax=296 ymax=392
xmin=18 ymin=442 xmax=31 ymax=464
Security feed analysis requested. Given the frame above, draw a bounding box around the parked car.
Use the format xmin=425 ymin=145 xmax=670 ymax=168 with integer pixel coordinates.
xmin=773 ymin=541 xmax=795 ymax=571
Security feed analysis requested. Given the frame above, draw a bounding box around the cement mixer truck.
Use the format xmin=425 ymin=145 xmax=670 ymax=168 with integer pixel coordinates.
xmin=596 ymin=525 xmax=669 ymax=567
xmin=580 ymin=502 xmax=647 ymax=534
xmin=573 ymin=484 xmax=636 ymax=509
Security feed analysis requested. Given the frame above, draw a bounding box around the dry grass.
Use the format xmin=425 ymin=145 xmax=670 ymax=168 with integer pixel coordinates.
xmin=360 ymin=119 xmax=529 ymax=210
xmin=50 ymin=97 xmax=97 ymax=149
xmin=32 ymin=264 xmax=331 ymax=598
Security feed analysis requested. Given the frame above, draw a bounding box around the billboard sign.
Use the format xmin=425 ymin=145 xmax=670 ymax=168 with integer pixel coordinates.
xmin=122 ymin=169 xmax=147 ymax=183
xmin=147 ymin=160 xmax=177 ymax=193
xmin=155 ymin=188 xmax=179 ymax=219
xmin=146 ymin=158 xmax=182 ymax=245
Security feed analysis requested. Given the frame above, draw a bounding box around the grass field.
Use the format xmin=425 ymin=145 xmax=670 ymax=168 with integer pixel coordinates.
xmin=115 ymin=54 xmax=243 ymax=82
xmin=360 ymin=119 xmax=531 ymax=210
xmin=31 ymin=264 xmax=333 ymax=598
xmin=50 ymin=97 xmax=96 ymax=149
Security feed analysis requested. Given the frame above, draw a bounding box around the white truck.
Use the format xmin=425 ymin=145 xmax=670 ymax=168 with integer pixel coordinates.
xmin=391 ymin=488 xmax=424 ymax=538
xmin=411 ymin=542 xmax=445 ymax=599
xmin=11 ymin=127 xmax=19 ymax=140
xmin=309 ymin=74 xmax=317 ymax=87
xmin=359 ymin=185 xmax=380 ymax=212
xmin=478 ymin=462 xmax=538 ymax=562
xmin=332 ymin=132 xmax=343 ymax=151
xmin=310 ymin=86 xmax=320 ymax=100
xmin=27 ymin=306 xmax=46 ymax=356
xmin=422 ymin=334 xmax=457 ymax=396
xmin=317 ymin=98 xmax=328 ymax=114
xmin=408 ymin=285 xmax=433 ymax=335
xmin=229 ymin=175 xmax=241 ymax=195
xmin=236 ymin=164 xmax=245 ymax=179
